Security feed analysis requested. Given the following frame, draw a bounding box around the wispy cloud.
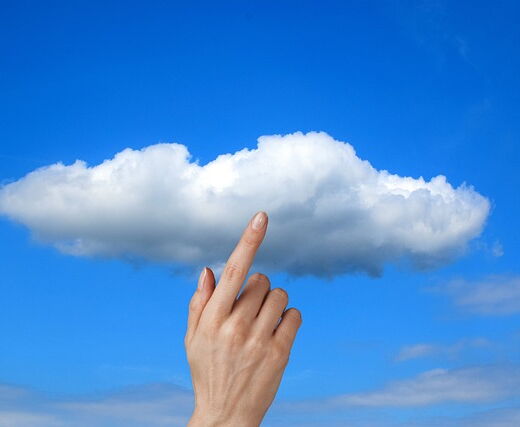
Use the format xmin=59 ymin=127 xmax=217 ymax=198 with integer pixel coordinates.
xmin=2 ymin=366 xmax=520 ymax=427
xmin=403 ymin=405 xmax=520 ymax=427
xmin=491 ymin=240 xmax=504 ymax=257
xmin=278 ymin=364 xmax=520 ymax=410
xmin=395 ymin=337 xmax=491 ymax=361
xmin=457 ymin=406 xmax=520 ymax=427
xmin=0 ymin=411 xmax=63 ymax=427
xmin=0 ymin=383 xmax=192 ymax=427
xmin=0 ymin=131 xmax=489 ymax=279
xmin=430 ymin=274 xmax=520 ymax=316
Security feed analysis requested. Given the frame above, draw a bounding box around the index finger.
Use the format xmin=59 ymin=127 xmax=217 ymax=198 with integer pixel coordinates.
xmin=208 ymin=211 xmax=268 ymax=316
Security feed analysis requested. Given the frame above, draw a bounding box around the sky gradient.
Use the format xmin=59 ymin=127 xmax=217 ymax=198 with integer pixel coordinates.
xmin=1 ymin=1 xmax=519 ymax=426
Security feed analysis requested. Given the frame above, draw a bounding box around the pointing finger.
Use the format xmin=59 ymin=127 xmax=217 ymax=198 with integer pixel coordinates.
xmin=206 ymin=211 xmax=268 ymax=318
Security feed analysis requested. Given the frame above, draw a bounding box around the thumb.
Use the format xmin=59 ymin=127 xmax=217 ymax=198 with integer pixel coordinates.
xmin=185 ymin=267 xmax=215 ymax=342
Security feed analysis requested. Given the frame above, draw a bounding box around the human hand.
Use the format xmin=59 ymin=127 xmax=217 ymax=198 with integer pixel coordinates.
xmin=185 ymin=211 xmax=302 ymax=427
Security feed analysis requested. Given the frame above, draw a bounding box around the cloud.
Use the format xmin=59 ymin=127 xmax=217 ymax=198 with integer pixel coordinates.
xmin=0 ymin=131 xmax=490 ymax=278
xmin=0 ymin=383 xmax=192 ymax=427
xmin=395 ymin=337 xmax=491 ymax=361
xmin=491 ymin=240 xmax=504 ymax=257
xmin=430 ymin=274 xmax=520 ymax=316
xmin=395 ymin=343 xmax=438 ymax=361
xmin=279 ymin=364 xmax=520 ymax=410
xmin=0 ymin=412 xmax=63 ymax=427
xmin=330 ymin=365 xmax=520 ymax=407
xmin=457 ymin=406 xmax=520 ymax=427
xmin=2 ymin=370 xmax=519 ymax=427
xmin=403 ymin=406 xmax=520 ymax=427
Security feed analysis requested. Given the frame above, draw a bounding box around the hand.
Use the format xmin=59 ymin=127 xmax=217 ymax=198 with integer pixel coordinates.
xmin=185 ymin=211 xmax=302 ymax=427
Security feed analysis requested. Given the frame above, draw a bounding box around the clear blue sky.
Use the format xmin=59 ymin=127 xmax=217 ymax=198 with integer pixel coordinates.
xmin=1 ymin=1 xmax=519 ymax=425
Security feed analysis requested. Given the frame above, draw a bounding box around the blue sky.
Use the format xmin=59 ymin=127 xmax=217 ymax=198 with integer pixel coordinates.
xmin=1 ymin=1 xmax=519 ymax=425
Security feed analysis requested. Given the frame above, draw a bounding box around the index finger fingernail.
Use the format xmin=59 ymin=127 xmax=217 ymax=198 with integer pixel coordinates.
xmin=198 ymin=267 xmax=207 ymax=290
xmin=252 ymin=211 xmax=267 ymax=231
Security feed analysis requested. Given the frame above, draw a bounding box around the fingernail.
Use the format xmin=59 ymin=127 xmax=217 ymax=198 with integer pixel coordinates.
xmin=252 ymin=211 xmax=267 ymax=231
xmin=198 ymin=267 xmax=207 ymax=291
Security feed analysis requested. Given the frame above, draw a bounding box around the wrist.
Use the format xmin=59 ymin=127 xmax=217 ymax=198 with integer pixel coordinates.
xmin=188 ymin=406 xmax=261 ymax=427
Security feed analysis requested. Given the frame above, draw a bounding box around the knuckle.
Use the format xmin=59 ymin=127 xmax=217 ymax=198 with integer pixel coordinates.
xmin=232 ymin=330 xmax=248 ymax=346
xmin=189 ymin=297 xmax=200 ymax=312
xmin=286 ymin=308 xmax=302 ymax=322
xmin=219 ymin=321 xmax=235 ymax=339
xmin=229 ymin=314 xmax=249 ymax=333
xmin=250 ymin=272 xmax=266 ymax=282
xmin=245 ymin=335 xmax=267 ymax=355
xmin=220 ymin=320 xmax=247 ymax=345
xmin=270 ymin=341 xmax=290 ymax=364
xmin=271 ymin=288 xmax=288 ymax=303
xmin=223 ymin=262 xmax=244 ymax=281
xmin=250 ymin=273 xmax=271 ymax=287
xmin=242 ymin=234 xmax=260 ymax=249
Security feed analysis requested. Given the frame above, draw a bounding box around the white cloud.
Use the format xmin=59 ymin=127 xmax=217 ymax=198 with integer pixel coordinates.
xmin=1 ymin=369 xmax=519 ymax=427
xmin=0 ymin=131 xmax=490 ymax=278
xmin=0 ymin=411 xmax=63 ymax=427
xmin=331 ymin=365 xmax=519 ymax=407
xmin=395 ymin=337 xmax=491 ymax=361
xmin=431 ymin=274 xmax=520 ymax=316
xmin=402 ymin=406 xmax=520 ymax=427
xmin=0 ymin=383 xmax=192 ymax=427
xmin=395 ymin=343 xmax=437 ymax=361
xmin=458 ymin=406 xmax=520 ymax=427
xmin=278 ymin=364 xmax=520 ymax=410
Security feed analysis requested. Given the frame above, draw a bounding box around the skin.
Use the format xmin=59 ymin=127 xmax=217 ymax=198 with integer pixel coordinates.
xmin=185 ymin=211 xmax=303 ymax=427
